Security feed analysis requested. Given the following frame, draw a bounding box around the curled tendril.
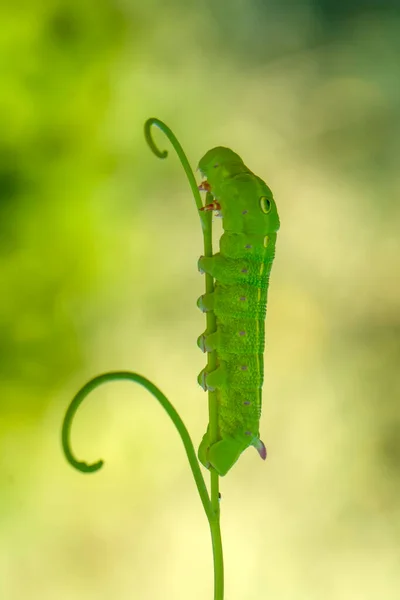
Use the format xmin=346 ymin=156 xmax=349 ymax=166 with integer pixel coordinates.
xmin=61 ymin=371 xmax=214 ymax=521
xmin=144 ymin=119 xmax=168 ymax=159
xmin=144 ymin=117 xmax=205 ymax=219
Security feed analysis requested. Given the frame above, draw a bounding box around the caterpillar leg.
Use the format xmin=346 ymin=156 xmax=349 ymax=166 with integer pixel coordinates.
xmin=208 ymin=438 xmax=248 ymax=476
xmin=198 ymin=254 xmax=229 ymax=279
xmin=197 ymin=364 xmax=227 ymax=391
xmin=197 ymin=330 xmax=219 ymax=353
xmin=198 ymin=431 xmax=267 ymax=476
xmin=198 ymin=255 xmax=216 ymax=275
xmin=200 ymin=201 xmax=221 ymax=212
xmin=197 ymin=292 xmax=214 ymax=313
xmin=198 ymin=180 xmax=211 ymax=192
xmin=198 ymin=432 xmax=252 ymax=476
xmin=198 ymin=427 xmax=211 ymax=469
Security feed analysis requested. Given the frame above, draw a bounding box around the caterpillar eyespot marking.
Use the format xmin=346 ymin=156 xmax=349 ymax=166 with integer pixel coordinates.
xmin=260 ymin=196 xmax=272 ymax=214
xmin=196 ymin=146 xmax=279 ymax=476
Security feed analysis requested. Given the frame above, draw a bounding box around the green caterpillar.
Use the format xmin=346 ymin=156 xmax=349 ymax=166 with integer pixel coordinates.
xmin=196 ymin=147 xmax=280 ymax=476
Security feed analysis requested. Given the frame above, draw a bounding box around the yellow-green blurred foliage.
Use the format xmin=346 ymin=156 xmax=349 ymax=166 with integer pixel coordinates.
xmin=1 ymin=1 xmax=399 ymax=598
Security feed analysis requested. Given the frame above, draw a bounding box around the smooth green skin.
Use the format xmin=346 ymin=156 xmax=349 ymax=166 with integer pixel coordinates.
xmin=198 ymin=147 xmax=246 ymax=180
xmin=198 ymin=427 xmax=262 ymax=477
xmin=197 ymin=147 xmax=279 ymax=476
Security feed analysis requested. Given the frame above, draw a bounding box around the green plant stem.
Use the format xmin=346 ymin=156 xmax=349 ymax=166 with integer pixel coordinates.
xmin=202 ymin=195 xmax=221 ymax=521
xmin=144 ymin=120 xmax=223 ymax=599
xmin=203 ymin=196 xmax=223 ymax=598
xmin=210 ymin=514 xmax=224 ymax=599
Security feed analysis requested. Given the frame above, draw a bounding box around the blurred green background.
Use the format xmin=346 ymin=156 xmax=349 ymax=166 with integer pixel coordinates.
xmin=1 ymin=0 xmax=399 ymax=598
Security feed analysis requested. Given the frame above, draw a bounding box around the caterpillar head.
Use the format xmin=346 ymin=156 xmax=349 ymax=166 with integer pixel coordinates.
xmin=198 ymin=147 xmax=247 ymax=190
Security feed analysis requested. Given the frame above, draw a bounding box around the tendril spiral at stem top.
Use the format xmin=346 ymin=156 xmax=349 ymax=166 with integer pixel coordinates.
xmin=144 ymin=118 xmax=206 ymax=223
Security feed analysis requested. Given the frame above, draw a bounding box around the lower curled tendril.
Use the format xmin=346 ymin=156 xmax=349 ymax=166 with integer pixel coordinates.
xmin=61 ymin=371 xmax=214 ymax=522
